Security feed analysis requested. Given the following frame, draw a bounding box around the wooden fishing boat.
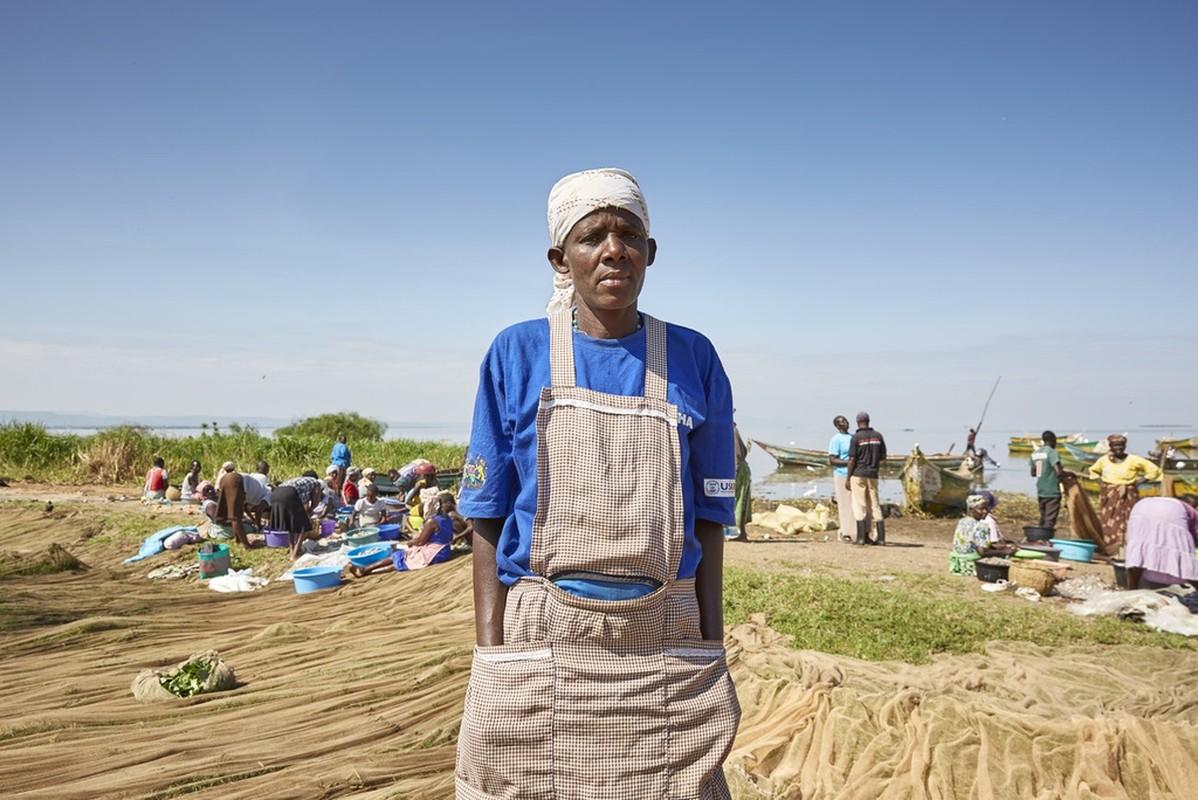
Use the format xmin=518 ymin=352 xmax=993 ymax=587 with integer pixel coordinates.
xmin=900 ymin=447 xmax=975 ymax=514
xmin=755 ymin=440 xmax=976 ymax=473
xmin=1071 ymin=472 xmax=1198 ymax=500
xmin=1155 ymin=436 xmax=1198 ymax=453
xmin=1007 ymin=433 xmax=1097 ymax=455
xmin=1060 ymin=441 xmax=1101 ymax=464
xmin=754 ymin=441 xmax=832 ymax=469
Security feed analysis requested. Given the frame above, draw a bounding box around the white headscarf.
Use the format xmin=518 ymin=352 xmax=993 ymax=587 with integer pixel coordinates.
xmin=545 ymin=168 xmax=650 ymax=314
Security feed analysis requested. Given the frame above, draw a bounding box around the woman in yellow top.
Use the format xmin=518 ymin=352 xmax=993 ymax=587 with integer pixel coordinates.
xmin=1088 ymin=434 xmax=1162 ymax=550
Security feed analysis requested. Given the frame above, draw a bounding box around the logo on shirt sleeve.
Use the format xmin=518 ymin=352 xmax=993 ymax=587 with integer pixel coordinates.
xmin=704 ymin=478 xmax=736 ymax=498
xmin=462 ymin=454 xmax=487 ymax=490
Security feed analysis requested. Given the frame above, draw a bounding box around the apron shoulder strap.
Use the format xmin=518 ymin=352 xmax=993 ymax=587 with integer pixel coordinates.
xmin=549 ymin=309 xmax=575 ymax=388
xmin=643 ymin=314 xmax=667 ymax=401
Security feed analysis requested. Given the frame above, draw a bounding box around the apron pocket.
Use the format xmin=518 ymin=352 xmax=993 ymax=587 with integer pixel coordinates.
xmin=664 ymin=642 xmax=740 ymax=800
xmin=456 ymin=643 xmax=555 ymax=799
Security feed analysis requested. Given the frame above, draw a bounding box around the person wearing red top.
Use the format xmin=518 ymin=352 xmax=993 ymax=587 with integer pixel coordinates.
xmin=143 ymin=457 xmax=169 ymax=501
xmin=341 ymin=466 xmax=361 ymax=506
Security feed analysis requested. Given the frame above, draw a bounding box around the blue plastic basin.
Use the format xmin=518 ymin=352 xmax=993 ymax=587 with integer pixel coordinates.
xmin=1049 ymin=538 xmax=1099 ymax=563
xmin=377 ymin=523 xmax=402 ymax=541
xmin=292 ymin=565 xmax=342 ymax=594
xmin=346 ymin=543 xmax=392 ymax=568
xmin=345 ymin=527 xmax=381 ymax=546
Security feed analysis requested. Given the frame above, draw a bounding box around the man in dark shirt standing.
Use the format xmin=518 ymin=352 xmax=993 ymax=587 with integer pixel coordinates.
xmin=845 ymin=411 xmax=888 ymax=546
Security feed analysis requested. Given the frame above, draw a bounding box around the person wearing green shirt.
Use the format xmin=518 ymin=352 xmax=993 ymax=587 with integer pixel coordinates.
xmin=1029 ymin=430 xmax=1063 ymax=530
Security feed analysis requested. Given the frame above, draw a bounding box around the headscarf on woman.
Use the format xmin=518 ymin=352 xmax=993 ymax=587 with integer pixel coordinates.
xmin=545 ymin=168 xmax=650 ymax=313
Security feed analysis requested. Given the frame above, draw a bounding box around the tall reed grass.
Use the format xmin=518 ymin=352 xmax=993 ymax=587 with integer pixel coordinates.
xmin=0 ymin=422 xmax=466 ymax=485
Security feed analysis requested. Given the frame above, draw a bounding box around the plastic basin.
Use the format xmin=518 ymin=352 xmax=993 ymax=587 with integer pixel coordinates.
xmin=1022 ymin=526 xmax=1054 ymax=542
xmin=1012 ymin=549 xmax=1047 ymax=559
xmin=346 ymin=543 xmax=392 ymax=568
xmin=377 ymin=523 xmax=401 ymax=541
xmin=293 ymin=565 xmax=341 ymax=594
xmin=1049 ymin=538 xmax=1099 ymax=563
xmin=1110 ymin=558 xmax=1176 ymax=590
xmin=345 ymin=527 xmax=381 ymax=546
xmin=262 ymin=529 xmax=292 ymax=548
xmin=975 ymin=558 xmax=1010 ymax=583
xmin=1018 ymin=544 xmax=1061 ymax=561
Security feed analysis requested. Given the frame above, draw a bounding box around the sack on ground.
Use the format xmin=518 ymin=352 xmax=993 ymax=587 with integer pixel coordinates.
xmin=131 ymin=649 xmax=236 ymax=703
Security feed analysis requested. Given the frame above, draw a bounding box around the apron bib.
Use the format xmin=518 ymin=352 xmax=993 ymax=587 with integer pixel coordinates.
xmin=456 ymin=311 xmax=739 ymax=799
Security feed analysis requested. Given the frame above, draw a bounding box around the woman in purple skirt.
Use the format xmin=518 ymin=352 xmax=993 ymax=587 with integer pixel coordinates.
xmin=1124 ymin=495 xmax=1198 ymax=591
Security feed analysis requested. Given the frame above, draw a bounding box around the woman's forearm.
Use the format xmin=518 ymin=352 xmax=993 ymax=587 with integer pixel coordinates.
xmin=471 ymin=518 xmax=508 ymax=646
xmin=695 ymin=519 xmax=726 ymax=642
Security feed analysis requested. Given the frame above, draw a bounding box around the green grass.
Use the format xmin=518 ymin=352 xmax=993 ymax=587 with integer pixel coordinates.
xmin=723 ymin=565 xmax=1194 ymax=664
xmin=0 ymin=421 xmax=467 ymax=485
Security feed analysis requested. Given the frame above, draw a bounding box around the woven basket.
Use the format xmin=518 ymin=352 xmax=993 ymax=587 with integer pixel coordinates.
xmin=1010 ymin=561 xmax=1056 ymax=596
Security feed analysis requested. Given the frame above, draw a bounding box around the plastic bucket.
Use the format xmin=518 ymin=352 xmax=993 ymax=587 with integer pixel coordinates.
xmin=198 ymin=543 xmax=231 ymax=580
xmin=319 ymin=519 xmax=336 ymax=538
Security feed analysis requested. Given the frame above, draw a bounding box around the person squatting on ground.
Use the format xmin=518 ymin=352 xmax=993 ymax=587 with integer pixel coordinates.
xmin=950 ymin=493 xmax=1018 ymax=574
xmin=454 ymin=168 xmax=740 ymax=798
xmin=143 ymin=457 xmax=169 ymax=501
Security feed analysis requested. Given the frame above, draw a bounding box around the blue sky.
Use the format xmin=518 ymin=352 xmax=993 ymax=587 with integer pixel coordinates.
xmin=2 ymin=0 xmax=1195 ymax=443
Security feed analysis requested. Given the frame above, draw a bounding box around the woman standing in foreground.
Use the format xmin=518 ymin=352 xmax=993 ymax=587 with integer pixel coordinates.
xmin=455 ymin=169 xmax=741 ymax=798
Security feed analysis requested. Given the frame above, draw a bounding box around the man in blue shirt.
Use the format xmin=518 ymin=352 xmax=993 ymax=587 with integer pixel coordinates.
xmin=828 ymin=415 xmax=854 ymax=542
xmin=329 ymin=434 xmax=351 ymax=494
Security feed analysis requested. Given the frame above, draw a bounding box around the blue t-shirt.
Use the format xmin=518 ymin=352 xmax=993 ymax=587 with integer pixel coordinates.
xmin=459 ymin=316 xmax=736 ymax=586
xmin=828 ymin=432 xmax=852 ymax=478
xmin=330 ymin=442 xmax=351 ymax=468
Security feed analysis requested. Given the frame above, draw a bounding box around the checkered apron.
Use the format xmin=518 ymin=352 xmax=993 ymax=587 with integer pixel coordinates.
xmin=456 ymin=311 xmax=740 ymax=799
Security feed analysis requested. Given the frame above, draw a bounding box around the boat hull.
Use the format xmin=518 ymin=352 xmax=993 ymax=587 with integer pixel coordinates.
xmin=901 ymin=449 xmax=975 ymax=514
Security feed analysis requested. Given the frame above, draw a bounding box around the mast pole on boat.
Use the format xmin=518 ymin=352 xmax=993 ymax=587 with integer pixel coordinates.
xmin=974 ymin=375 xmax=1002 ymax=434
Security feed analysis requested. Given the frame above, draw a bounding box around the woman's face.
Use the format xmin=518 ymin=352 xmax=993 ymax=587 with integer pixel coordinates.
xmin=969 ymin=505 xmax=987 ymax=520
xmin=550 ymin=208 xmax=656 ymax=316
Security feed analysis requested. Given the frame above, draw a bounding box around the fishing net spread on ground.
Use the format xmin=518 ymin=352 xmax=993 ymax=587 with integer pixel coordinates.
xmin=4 ymin=505 xmax=1198 ymax=800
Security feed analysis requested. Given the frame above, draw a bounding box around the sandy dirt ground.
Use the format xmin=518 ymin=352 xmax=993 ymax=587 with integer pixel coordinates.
xmin=2 ymin=484 xmax=1197 ymax=799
